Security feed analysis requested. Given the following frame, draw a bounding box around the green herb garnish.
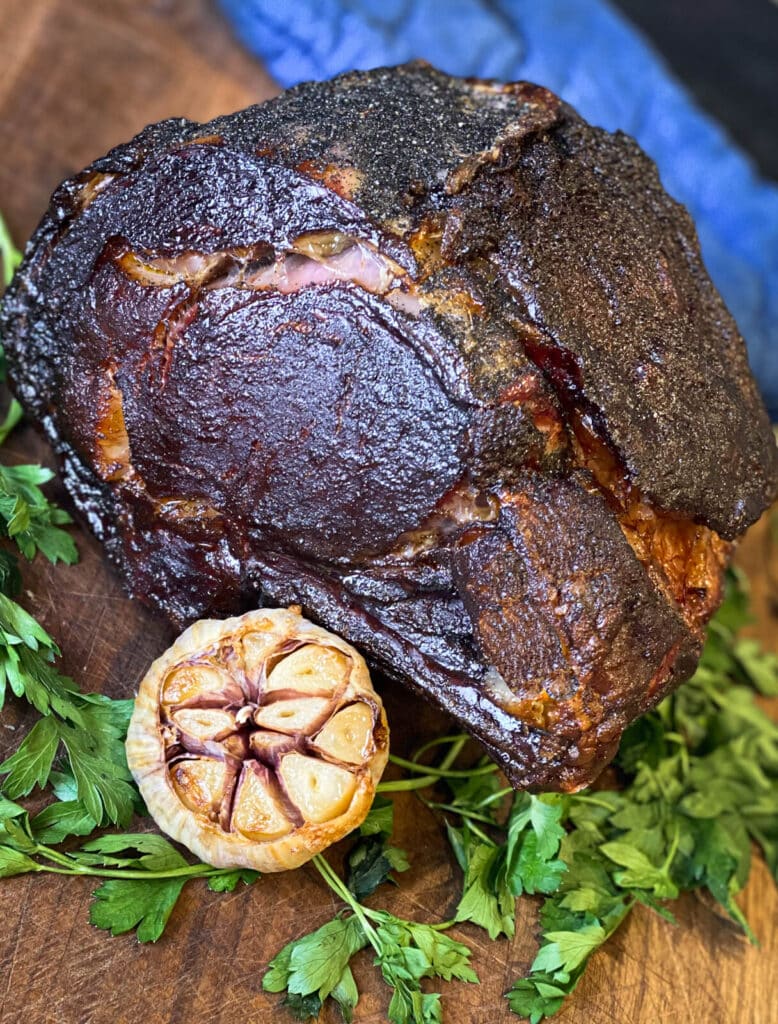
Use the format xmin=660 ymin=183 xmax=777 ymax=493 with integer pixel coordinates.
xmin=265 ymin=849 xmax=478 ymax=1024
xmin=0 ymin=799 xmax=258 ymax=941
xmin=0 ymin=210 xmax=21 ymax=289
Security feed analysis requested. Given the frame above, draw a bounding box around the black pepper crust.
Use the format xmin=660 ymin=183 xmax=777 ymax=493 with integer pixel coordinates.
xmin=1 ymin=62 xmax=775 ymax=790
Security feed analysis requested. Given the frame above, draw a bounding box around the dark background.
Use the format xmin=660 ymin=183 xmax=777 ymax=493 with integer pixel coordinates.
xmin=615 ymin=0 xmax=778 ymax=179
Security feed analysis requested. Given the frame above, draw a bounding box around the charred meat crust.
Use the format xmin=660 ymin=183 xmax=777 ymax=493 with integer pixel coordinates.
xmin=2 ymin=62 xmax=776 ymax=791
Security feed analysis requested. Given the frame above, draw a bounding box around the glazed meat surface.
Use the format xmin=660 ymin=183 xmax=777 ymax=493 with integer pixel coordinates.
xmin=2 ymin=63 xmax=776 ymax=789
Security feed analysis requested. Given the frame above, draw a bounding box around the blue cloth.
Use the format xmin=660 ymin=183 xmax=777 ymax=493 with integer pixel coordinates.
xmin=220 ymin=0 xmax=778 ymax=416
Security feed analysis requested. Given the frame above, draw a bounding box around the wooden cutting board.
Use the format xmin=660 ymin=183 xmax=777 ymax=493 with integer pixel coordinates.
xmin=0 ymin=4 xmax=776 ymax=1022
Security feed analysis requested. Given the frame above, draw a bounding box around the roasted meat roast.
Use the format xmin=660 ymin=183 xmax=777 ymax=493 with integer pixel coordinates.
xmin=2 ymin=63 xmax=776 ymax=790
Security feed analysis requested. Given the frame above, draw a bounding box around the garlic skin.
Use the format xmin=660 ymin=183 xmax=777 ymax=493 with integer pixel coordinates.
xmin=126 ymin=606 xmax=389 ymax=872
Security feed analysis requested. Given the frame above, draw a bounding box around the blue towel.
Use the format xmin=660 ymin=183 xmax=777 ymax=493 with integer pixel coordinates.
xmin=220 ymin=0 xmax=778 ymax=416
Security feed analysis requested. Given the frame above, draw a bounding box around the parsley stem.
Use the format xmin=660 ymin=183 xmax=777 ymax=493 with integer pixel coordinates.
xmin=32 ymin=845 xmax=84 ymax=870
xmin=476 ymin=786 xmax=513 ymax=809
xmin=411 ymin=733 xmax=468 ymax=762
xmin=661 ymin=821 xmax=681 ymax=875
xmin=662 ymin=733 xmax=690 ymax=778
xmin=462 ymin=821 xmax=497 ymax=847
xmin=603 ymin=896 xmax=636 ymax=942
xmin=312 ymin=854 xmax=382 ymax=949
xmin=28 ymin=844 xmax=228 ymax=880
xmin=0 ymin=211 xmax=21 ymax=287
xmin=377 ymin=776 xmax=441 ymax=793
xmin=387 ymin=754 xmax=498 ymax=779
xmin=363 ymin=908 xmax=455 ymax=933
xmin=570 ymin=793 xmax=617 ymax=813
xmin=378 ymin=735 xmax=475 ymax=793
xmin=423 ymin=801 xmax=497 ymax=826
xmin=26 ymin=859 xmax=226 ymax=880
xmin=437 ymin=735 xmax=469 ymax=770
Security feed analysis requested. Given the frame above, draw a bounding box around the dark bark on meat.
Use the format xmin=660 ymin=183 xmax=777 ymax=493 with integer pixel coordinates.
xmin=2 ymin=63 xmax=775 ymax=789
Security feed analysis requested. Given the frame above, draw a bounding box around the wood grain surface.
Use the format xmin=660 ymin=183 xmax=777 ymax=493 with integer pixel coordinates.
xmin=0 ymin=3 xmax=776 ymax=1023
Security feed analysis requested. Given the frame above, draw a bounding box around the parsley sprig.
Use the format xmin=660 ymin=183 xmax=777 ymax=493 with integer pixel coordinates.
xmin=0 ymin=797 xmax=258 ymax=941
xmin=0 ymin=519 xmax=131 ymax=825
xmin=264 ymin=800 xmax=477 ymax=1024
xmin=439 ymin=571 xmax=777 ymax=1022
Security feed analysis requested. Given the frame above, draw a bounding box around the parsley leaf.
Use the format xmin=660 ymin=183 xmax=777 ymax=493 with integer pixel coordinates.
xmin=288 ymin=915 xmax=367 ymax=1000
xmin=531 ymin=923 xmax=607 ymax=974
xmin=0 ymin=844 xmax=39 ymax=878
xmin=0 ymin=716 xmax=60 ymax=794
xmin=79 ymin=833 xmax=189 ymax=871
xmin=358 ymin=793 xmax=395 ymax=836
xmin=452 ymin=827 xmax=515 ymax=940
xmin=378 ymin=919 xmax=478 ymax=983
xmin=600 ymin=841 xmax=678 ymax=900
xmin=330 ymin=965 xmax=359 ymax=1022
xmin=506 ymin=795 xmax=567 ymax=897
xmin=90 ymin=876 xmax=188 ymax=942
xmin=733 ymin=638 xmax=778 ymax=696
xmin=0 ymin=209 xmax=21 ymax=288
xmin=506 ymin=973 xmax=569 ymax=1024
xmin=207 ymin=868 xmax=260 ymax=893
xmin=0 ymin=463 xmax=77 ymax=566
xmin=281 ymin=992 xmax=323 ymax=1021
xmin=264 ymin=914 xmax=368 ymax=1007
xmin=29 ymin=799 xmax=98 ymax=844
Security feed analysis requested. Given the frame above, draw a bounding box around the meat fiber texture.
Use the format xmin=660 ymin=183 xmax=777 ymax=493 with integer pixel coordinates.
xmin=2 ymin=64 xmax=776 ymax=790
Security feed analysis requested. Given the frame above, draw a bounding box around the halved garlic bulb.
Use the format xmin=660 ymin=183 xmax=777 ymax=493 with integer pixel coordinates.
xmin=126 ymin=606 xmax=389 ymax=872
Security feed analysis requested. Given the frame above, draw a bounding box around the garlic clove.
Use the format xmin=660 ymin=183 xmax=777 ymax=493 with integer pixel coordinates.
xmin=162 ymin=663 xmax=243 ymax=708
xmin=241 ymin=630 xmax=281 ymax=684
xmin=312 ymin=702 xmax=375 ymax=764
xmin=254 ymin=696 xmax=332 ymax=735
xmin=279 ymin=752 xmax=357 ymax=824
xmin=171 ymin=707 xmax=237 ymax=744
xmin=170 ymin=757 xmax=229 ymax=820
xmin=265 ymin=644 xmax=350 ymax=696
xmin=231 ymin=762 xmax=293 ymax=841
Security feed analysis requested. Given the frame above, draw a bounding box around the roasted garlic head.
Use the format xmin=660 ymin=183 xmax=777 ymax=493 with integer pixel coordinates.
xmin=126 ymin=607 xmax=389 ymax=871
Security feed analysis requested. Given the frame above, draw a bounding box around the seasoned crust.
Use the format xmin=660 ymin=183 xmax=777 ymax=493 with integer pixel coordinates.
xmin=5 ymin=63 xmax=774 ymax=537
xmin=2 ymin=62 xmax=775 ymax=791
